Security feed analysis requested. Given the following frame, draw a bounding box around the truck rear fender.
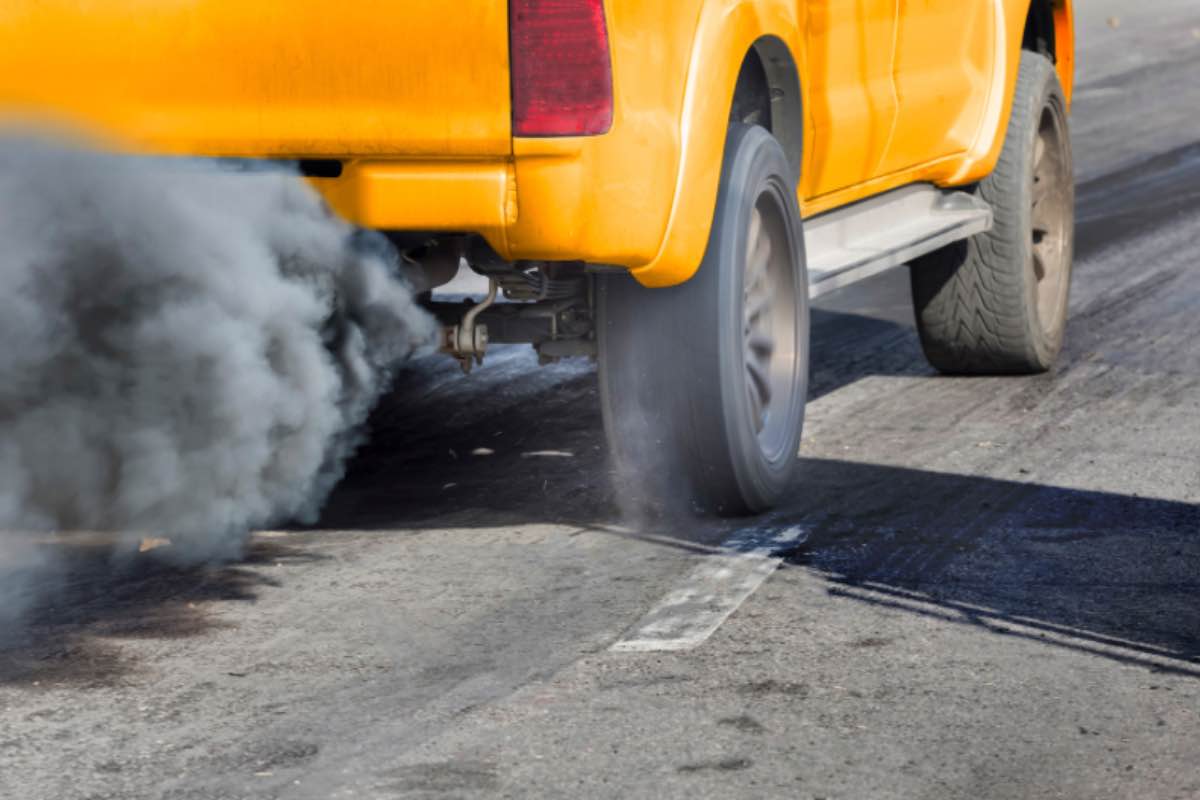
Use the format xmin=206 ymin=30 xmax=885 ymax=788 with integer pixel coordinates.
xmin=631 ymin=0 xmax=805 ymax=288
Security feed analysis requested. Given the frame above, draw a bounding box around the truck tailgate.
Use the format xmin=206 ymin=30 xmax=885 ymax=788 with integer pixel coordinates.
xmin=0 ymin=1 xmax=512 ymax=158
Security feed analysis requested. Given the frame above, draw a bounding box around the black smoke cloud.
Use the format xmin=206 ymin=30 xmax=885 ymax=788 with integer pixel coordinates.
xmin=0 ymin=136 xmax=436 ymax=623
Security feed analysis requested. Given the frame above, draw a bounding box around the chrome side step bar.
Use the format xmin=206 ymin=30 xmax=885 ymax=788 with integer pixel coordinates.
xmin=803 ymin=184 xmax=993 ymax=299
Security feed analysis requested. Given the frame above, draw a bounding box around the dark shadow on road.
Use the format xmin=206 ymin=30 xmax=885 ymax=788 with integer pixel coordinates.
xmin=0 ymin=539 xmax=327 ymax=687
xmin=315 ymin=306 xmax=928 ymax=531
xmin=777 ymin=457 xmax=1200 ymax=678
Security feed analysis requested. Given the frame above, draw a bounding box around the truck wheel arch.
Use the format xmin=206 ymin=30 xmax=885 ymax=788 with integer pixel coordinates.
xmin=1023 ymin=0 xmax=1056 ymax=61
xmin=739 ymin=36 xmax=804 ymax=187
xmin=631 ymin=2 xmax=805 ymax=289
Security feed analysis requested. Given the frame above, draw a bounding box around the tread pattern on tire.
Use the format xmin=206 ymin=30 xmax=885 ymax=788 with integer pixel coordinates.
xmin=910 ymin=52 xmax=1071 ymax=374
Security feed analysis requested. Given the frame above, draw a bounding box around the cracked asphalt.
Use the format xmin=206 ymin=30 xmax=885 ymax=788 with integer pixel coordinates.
xmin=2 ymin=2 xmax=1200 ymax=798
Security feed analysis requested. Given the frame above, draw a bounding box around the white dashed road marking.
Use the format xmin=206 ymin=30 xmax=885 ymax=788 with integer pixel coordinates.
xmin=610 ymin=524 xmax=808 ymax=652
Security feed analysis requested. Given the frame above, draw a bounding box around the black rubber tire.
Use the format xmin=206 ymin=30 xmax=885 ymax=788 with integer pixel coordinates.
xmin=597 ymin=124 xmax=809 ymax=515
xmin=910 ymin=52 xmax=1075 ymax=374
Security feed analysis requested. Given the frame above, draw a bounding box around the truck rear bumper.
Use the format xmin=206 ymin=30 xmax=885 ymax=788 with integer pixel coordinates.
xmin=312 ymin=160 xmax=517 ymax=236
xmin=309 ymin=136 xmax=678 ymax=282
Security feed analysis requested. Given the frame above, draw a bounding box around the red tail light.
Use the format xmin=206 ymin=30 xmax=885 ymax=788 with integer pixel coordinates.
xmin=509 ymin=0 xmax=614 ymax=137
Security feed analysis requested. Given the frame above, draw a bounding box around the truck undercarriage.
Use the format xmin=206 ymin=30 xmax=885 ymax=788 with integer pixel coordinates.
xmin=395 ymin=236 xmax=598 ymax=373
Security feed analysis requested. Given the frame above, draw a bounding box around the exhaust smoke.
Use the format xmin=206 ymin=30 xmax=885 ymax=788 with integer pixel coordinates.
xmin=0 ymin=136 xmax=436 ymax=624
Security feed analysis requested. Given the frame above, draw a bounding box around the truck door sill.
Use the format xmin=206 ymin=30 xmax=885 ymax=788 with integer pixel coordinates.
xmin=803 ymin=183 xmax=993 ymax=299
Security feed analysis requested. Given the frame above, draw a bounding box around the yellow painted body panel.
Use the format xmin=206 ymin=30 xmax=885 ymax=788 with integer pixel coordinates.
xmin=802 ymin=0 xmax=898 ymax=197
xmin=0 ymin=0 xmax=1075 ymax=288
xmin=879 ymin=0 xmax=996 ymax=176
xmin=0 ymin=1 xmax=512 ymax=156
xmin=637 ymin=0 xmax=1075 ymax=285
xmin=1054 ymin=0 xmax=1077 ymax=106
xmin=502 ymin=2 xmax=702 ymax=268
xmin=630 ymin=0 xmax=806 ymax=286
xmin=316 ymin=161 xmax=517 ymax=237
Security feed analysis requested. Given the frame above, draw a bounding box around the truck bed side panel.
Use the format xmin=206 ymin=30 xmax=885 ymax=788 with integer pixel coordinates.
xmin=0 ymin=1 xmax=511 ymax=158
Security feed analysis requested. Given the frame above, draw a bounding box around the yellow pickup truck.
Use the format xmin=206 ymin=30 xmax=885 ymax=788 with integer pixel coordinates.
xmin=0 ymin=0 xmax=1076 ymax=514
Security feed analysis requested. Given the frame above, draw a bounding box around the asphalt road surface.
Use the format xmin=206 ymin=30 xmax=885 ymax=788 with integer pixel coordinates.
xmin=3 ymin=4 xmax=1200 ymax=798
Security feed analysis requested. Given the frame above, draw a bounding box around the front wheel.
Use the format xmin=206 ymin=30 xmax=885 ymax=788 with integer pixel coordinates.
xmin=910 ymin=51 xmax=1075 ymax=374
xmin=598 ymin=124 xmax=809 ymax=515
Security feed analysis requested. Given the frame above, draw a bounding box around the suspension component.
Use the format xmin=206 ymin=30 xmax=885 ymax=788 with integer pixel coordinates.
xmin=498 ymin=263 xmax=587 ymax=301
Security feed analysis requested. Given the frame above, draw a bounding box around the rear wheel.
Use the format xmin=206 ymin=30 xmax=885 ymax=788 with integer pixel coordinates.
xmin=598 ymin=124 xmax=809 ymax=515
xmin=910 ymin=52 xmax=1075 ymax=374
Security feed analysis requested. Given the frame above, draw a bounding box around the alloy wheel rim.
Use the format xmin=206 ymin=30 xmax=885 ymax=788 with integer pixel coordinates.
xmin=742 ymin=194 xmax=798 ymax=461
xmin=1031 ymin=104 xmax=1070 ymax=335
